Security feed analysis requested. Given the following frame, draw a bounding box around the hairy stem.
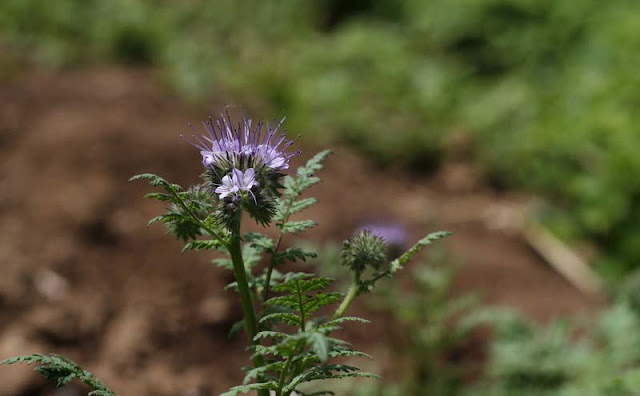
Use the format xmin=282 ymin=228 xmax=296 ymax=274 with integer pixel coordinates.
xmin=262 ymin=233 xmax=284 ymax=302
xmin=276 ymin=354 xmax=294 ymax=396
xmin=228 ymin=223 xmax=269 ymax=396
xmin=296 ymin=281 xmax=307 ymax=332
xmin=332 ymin=274 xmax=361 ymax=320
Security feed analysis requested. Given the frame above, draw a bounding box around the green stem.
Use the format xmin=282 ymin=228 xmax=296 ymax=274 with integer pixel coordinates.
xmin=276 ymin=354 xmax=294 ymax=396
xmin=228 ymin=225 xmax=269 ymax=396
xmin=332 ymin=274 xmax=360 ymax=320
xmin=262 ymin=233 xmax=284 ymax=302
xmin=296 ymin=281 xmax=306 ymax=332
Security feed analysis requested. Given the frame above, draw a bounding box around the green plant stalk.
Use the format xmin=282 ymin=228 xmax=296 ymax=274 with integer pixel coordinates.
xmin=277 ymin=281 xmax=309 ymax=393
xmin=275 ymin=354 xmax=294 ymax=396
xmin=332 ymin=274 xmax=360 ymax=320
xmin=262 ymin=232 xmax=284 ymax=302
xmin=228 ymin=227 xmax=269 ymax=396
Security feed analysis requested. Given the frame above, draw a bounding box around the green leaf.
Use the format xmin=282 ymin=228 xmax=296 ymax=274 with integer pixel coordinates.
xmin=275 ymin=248 xmax=318 ymax=264
xmin=220 ymin=381 xmax=278 ymax=396
xmin=274 ymin=150 xmax=332 ymax=225
xmin=260 ymin=312 xmax=301 ymax=326
xmin=281 ymin=220 xmax=317 ymax=233
xmin=181 ymin=239 xmax=224 ymax=252
xmin=1 ymin=354 xmax=117 ymax=396
xmin=129 ymin=173 xmax=181 ymax=192
xmin=300 ymin=150 xmax=332 ymax=173
xmin=283 ymin=364 xmax=379 ymax=393
xmin=253 ymin=331 xmax=290 ymax=342
xmin=242 ymin=362 xmax=282 ymax=385
xmin=304 ymin=292 xmax=343 ymax=314
xmin=273 ymin=276 xmax=333 ymax=294
xmin=244 ymin=232 xmax=275 ymax=252
xmin=264 ymin=295 xmax=299 ymax=309
xmin=389 ymin=231 xmax=452 ymax=275
xmin=146 ymin=215 xmax=165 ymax=227
xmin=143 ymin=192 xmax=175 ymax=202
xmin=289 ymin=197 xmax=319 ymax=214
xmin=322 ymin=317 xmax=371 ymax=328
xmin=328 ymin=350 xmax=372 ymax=360
xmin=310 ymin=332 xmax=330 ymax=364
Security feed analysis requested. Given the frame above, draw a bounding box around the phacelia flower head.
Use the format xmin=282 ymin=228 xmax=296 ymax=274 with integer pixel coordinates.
xmin=183 ymin=111 xmax=300 ymax=174
xmin=183 ymin=110 xmax=296 ymax=229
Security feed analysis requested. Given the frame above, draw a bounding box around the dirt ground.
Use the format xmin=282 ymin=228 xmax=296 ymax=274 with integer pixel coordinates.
xmin=0 ymin=67 xmax=601 ymax=396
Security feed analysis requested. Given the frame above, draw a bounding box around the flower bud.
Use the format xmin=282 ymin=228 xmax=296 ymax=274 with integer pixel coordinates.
xmin=340 ymin=230 xmax=387 ymax=275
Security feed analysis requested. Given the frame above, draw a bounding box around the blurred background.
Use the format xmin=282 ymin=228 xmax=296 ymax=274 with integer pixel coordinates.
xmin=2 ymin=0 xmax=640 ymax=394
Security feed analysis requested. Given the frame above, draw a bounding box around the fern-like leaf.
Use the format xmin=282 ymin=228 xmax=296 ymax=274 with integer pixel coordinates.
xmin=1 ymin=354 xmax=116 ymax=396
xmin=220 ymin=381 xmax=278 ymax=396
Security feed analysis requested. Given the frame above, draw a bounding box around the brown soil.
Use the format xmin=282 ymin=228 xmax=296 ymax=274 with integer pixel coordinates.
xmin=0 ymin=67 xmax=602 ymax=396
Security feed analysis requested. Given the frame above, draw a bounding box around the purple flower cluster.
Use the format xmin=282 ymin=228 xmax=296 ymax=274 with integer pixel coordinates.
xmin=184 ymin=112 xmax=299 ymax=201
xmin=187 ymin=112 xmax=298 ymax=170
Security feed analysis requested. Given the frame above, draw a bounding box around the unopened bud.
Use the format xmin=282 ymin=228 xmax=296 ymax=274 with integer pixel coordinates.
xmin=340 ymin=230 xmax=387 ymax=275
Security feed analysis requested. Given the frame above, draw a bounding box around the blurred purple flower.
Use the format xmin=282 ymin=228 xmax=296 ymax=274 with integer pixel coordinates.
xmin=215 ymin=168 xmax=258 ymax=200
xmin=358 ymin=222 xmax=409 ymax=249
xmin=184 ymin=111 xmax=299 ymax=171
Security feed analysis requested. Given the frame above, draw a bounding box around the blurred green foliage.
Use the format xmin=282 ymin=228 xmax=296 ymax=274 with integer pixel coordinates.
xmin=464 ymin=301 xmax=640 ymax=395
xmin=2 ymin=0 xmax=640 ymax=279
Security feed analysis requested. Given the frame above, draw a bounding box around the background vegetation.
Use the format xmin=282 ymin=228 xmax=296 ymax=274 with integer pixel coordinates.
xmin=5 ymin=0 xmax=639 ymax=282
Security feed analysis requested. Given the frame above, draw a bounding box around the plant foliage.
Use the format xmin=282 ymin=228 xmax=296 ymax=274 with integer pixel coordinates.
xmin=0 ymin=354 xmax=116 ymax=396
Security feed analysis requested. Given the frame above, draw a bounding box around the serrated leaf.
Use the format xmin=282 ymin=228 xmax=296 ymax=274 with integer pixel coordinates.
xmin=129 ymin=173 xmax=181 ymax=192
xmin=304 ymin=293 xmax=343 ymax=314
xmin=274 ymin=150 xmax=332 ymax=224
xmin=310 ymin=332 xmax=330 ymax=364
xmin=143 ymin=192 xmax=175 ymax=202
xmin=244 ymin=232 xmax=275 ymax=251
xmin=264 ymin=295 xmax=299 ymax=308
xmin=146 ymin=215 xmax=165 ymax=227
xmin=242 ymin=362 xmax=282 ymax=385
xmin=283 ymin=364 xmax=378 ymax=393
xmin=181 ymin=239 xmax=224 ymax=252
xmin=328 ymin=350 xmax=373 ymax=360
xmin=289 ymin=197 xmax=318 ymax=214
xmin=389 ymin=231 xmax=452 ymax=275
xmin=260 ymin=312 xmax=301 ymax=326
xmin=273 ymin=277 xmax=333 ymax=294
xmin=1 ymin=354 xmax=117 ymax=396
xmin=281 ymin=220 xmax=317 ymax=233
xmin=322 ymin=317 xmax=371 ymax=327
xmin=219 ymin=381 xmax=278 ymax=396
xmin=297 ymin=150 xmax=332 ymax=176
xmin=275 ymin=248 xmax=318 ymax=264
xmin=253 ymin=331 xmax=290 ymax=342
